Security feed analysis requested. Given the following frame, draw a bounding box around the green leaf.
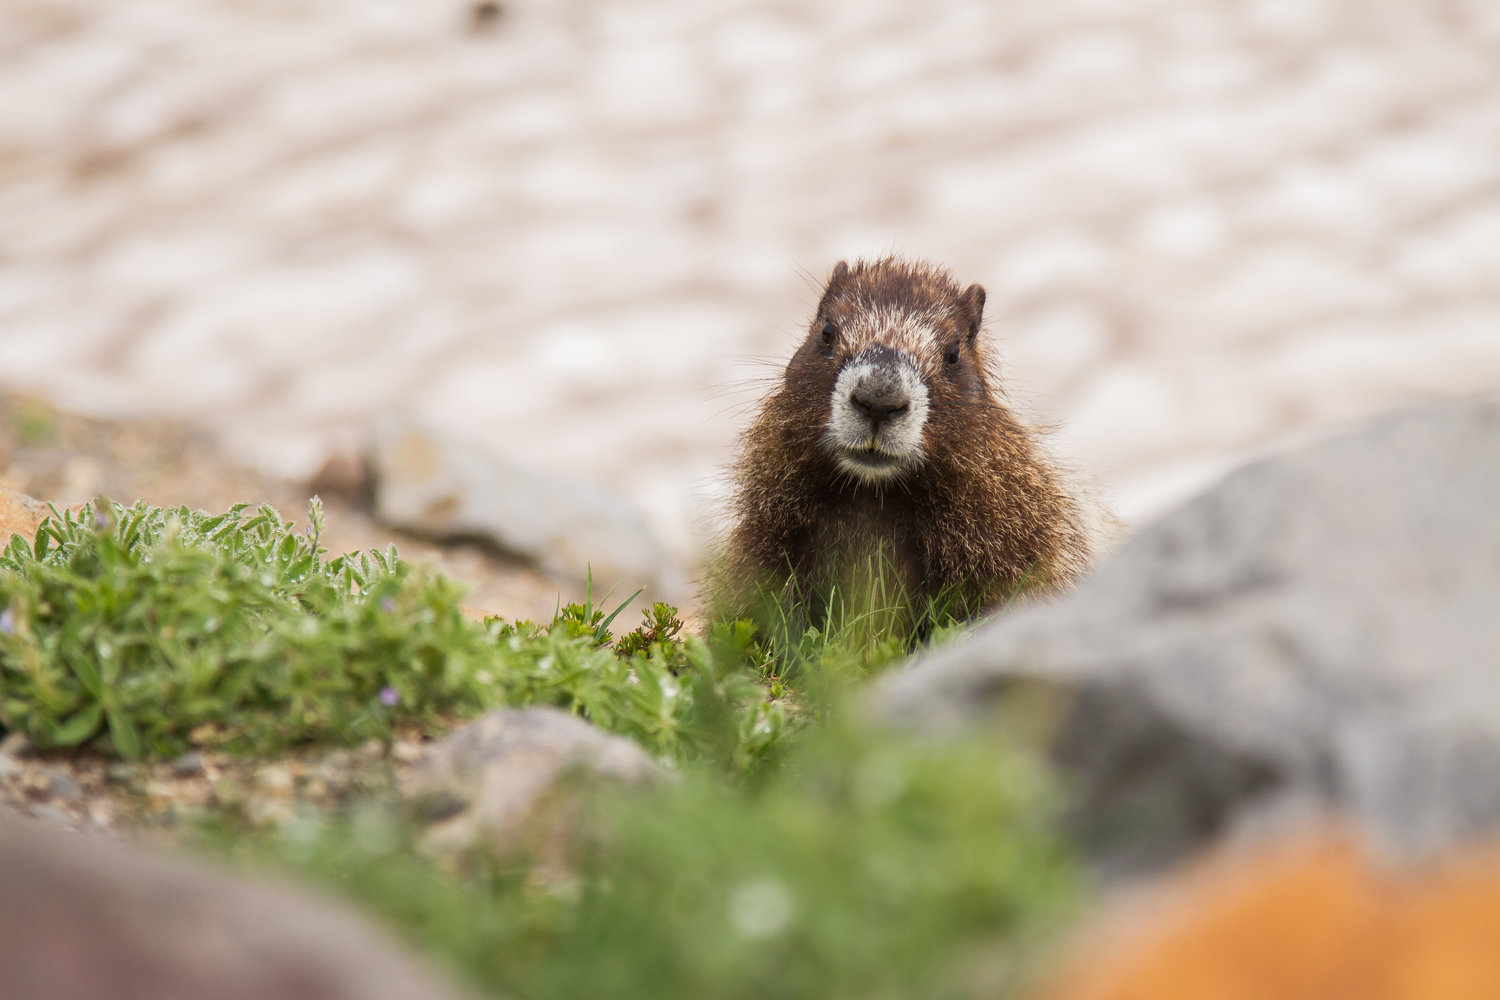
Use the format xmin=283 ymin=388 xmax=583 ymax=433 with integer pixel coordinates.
xmin=596 ymin=586 xmax=646 ymax=641
xmin=4 ymin=532 xmax=32 ymax=565
xmin=49 ymin=702 xmax=103 ymax=747
xmin=105 ymin=705 xmax=142 ymax=759
xmin=71 ymin=649 xmax=104 ymax=697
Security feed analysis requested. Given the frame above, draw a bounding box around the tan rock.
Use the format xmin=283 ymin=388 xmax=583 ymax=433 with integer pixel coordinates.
xmin=0 ymin=485 xmax=52 ymax=550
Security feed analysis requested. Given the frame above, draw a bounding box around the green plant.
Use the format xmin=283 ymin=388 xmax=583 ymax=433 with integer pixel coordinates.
xmin=0 ymin=499 xmax=486 ymax=757
xmin=488 ymin=594 xmax=786 ymax=774
xmin=0 ymin=499 xmax=783 ymax=766
xmin=544 ymin=726 xmax=1077 ymax=1000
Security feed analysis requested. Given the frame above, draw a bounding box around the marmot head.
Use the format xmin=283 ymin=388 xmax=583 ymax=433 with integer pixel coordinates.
xmin=785 ymin=257 xmax=991 ymax=485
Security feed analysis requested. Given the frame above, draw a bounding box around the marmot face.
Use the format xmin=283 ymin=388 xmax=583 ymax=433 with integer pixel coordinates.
xmin=788 ymin=259 xmax=990 ymax=486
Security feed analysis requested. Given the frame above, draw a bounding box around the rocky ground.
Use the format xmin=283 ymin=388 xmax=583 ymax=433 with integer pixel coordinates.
xmin=0 ymin=724 xmax=411 ymax=840
xmin=4 ymin=0 xmax=1500 ymax=578
xmin=0 ymin=392 xmax=572 ymax=620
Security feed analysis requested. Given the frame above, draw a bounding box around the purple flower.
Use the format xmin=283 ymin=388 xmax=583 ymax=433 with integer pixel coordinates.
xmin=95 ymin=511 xmax=109 ymax=530
xmin=379 ymin=686 xmax=400 ymax=707
xmin=0 ymin=607 xmax=13 ymax=635
xmin=379 ymin=597 xmax=397 ymax=614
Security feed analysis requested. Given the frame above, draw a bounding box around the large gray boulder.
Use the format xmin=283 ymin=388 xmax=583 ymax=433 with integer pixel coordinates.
xmin=0 ymin=813 xmax=481 ymax=1000
xmin=871 ymin=397 xmax=1500 ymax=869
xmin=369 ymin=418 xmax=683 ymax=599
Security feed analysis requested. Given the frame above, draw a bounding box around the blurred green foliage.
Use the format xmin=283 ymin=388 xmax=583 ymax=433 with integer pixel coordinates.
xmin=226 ymin=720 xmax=1076 ymax=1000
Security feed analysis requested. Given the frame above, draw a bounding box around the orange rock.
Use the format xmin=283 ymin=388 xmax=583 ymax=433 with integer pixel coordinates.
xmin=0 ymin=485 xmax=52 ymax=550
xmin=1392 ymin=852 xmax=1500 ymax=1000
xmin=1036 ymin=833 xmax=1500 ymax=1000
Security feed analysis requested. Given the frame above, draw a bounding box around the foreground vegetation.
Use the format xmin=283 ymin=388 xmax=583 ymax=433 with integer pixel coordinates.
xmin=227 ymin=721 xmax=1076 ymax=1000
xmin=0 ymin=498 xmax=1079 ymax=999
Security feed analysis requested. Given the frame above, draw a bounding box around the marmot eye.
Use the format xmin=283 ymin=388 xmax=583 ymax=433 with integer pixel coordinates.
xmin=820 ymin=321 xmax=837 ymax=346
xmin=945 ymin=343 xmax=961 ymax=366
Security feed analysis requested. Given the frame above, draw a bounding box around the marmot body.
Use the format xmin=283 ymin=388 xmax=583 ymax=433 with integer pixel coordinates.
xmin=713 ymin=257 xmax=1098 ymax=631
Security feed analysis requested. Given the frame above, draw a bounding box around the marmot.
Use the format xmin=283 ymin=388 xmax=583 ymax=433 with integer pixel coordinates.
xmin=711 ymin=256 xmax=1100 ymax=635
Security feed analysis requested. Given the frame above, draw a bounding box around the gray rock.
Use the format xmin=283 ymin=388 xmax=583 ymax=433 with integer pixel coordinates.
xmin=0 ymin=735 xmax=31 ymax=785
xmin=402 ymin=707 xmax=666 ymax=857
xmin=170 ymin=751 xmax=206 ymax=776
xmin=369 ymin=418 xmax=683 ymax=599
xmin=0 ymin=812 xmax=482 ymax=1000
xmin=871 ymin=397 xmax=1500 ymax=867
xmin=46 ymin=768 xmax=82 ymax=801
xmin=26 ymin=804 xmax=76 ymax=828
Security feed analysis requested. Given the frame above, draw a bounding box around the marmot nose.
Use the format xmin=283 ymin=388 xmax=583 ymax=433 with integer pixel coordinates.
xmin=850 ymin=381 xmax=911 ymax=431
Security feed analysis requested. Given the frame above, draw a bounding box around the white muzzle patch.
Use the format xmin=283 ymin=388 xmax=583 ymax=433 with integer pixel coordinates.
xmin=824 ymin=350 xmax=929 ymax=484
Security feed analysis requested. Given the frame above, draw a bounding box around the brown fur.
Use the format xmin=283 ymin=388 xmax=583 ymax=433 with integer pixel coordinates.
xmin=712 ymin=256 xmax=1097 ymax=629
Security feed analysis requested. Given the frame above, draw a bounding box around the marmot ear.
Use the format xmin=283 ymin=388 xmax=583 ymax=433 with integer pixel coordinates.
xmin=816 ymin=260 xmax=851 ymax=318
xmin=962 ymin=283 xmax=986 ymax=342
